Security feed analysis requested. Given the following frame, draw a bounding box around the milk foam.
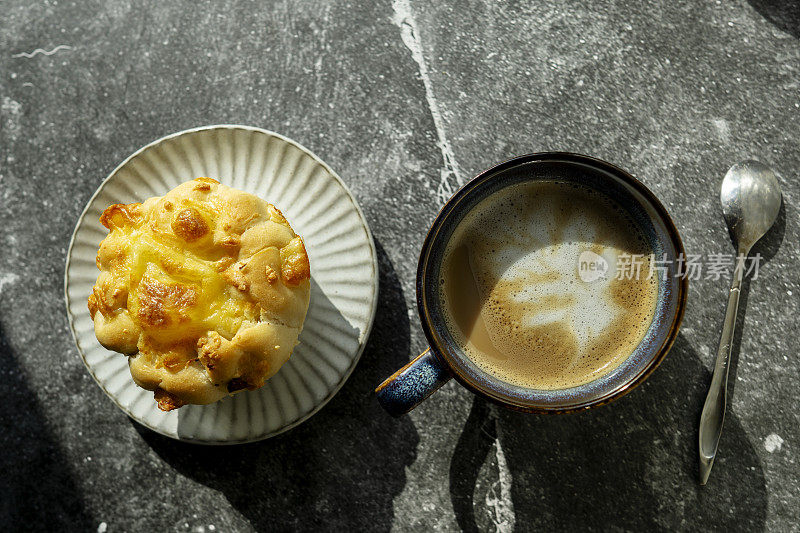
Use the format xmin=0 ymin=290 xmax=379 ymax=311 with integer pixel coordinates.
xmin=440 ymin=181 xmax=658 ymax=390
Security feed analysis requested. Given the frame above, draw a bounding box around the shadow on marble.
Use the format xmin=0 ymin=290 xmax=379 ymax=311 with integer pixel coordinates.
xmin=0 ymin=321 xmax=93 ymax=529
xmin=449 ymin=333 xmax=767 ymax=531
xmin=747 ymin=0 xmax=800 ymax=38
xmin=135 ymin=239 xmax=419 ymax=531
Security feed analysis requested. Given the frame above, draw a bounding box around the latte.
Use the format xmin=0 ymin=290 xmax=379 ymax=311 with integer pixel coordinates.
xmin=439 ymin=180 xmax=658 ymax=390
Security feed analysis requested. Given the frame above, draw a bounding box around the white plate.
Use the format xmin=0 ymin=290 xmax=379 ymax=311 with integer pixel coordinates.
xmin=65 ymin=125 xmax=378 ymax=444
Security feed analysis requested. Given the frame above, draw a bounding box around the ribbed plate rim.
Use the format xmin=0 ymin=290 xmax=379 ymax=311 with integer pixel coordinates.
xmin=63 ymin=124 xmax=379 ymax=445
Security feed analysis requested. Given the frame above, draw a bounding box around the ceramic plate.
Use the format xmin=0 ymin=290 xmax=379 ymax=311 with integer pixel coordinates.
xmin=65 ymin=125 xmax=378 ymax=444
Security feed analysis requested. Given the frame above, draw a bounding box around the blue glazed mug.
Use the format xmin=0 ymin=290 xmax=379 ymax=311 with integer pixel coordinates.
xmin=375 ymin=153 xmax=688 ymax=416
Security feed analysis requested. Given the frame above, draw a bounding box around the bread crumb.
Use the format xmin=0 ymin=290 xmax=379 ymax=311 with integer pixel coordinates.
xmin=265 ymin=265 xmax=278 ymax=283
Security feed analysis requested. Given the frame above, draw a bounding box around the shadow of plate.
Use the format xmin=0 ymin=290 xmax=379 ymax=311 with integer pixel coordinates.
xmin=138 ymin=239 xmax=419 ymax=531
xmin=173 ymin=274 xmax=367 ymax=443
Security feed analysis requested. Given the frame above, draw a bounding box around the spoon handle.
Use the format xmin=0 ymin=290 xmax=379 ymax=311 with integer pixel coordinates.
xmin=699 ymin=253 xmax=745 ymax=485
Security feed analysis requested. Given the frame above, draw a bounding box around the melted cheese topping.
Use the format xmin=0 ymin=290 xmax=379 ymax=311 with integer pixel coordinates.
xmin=125 ymin=230 xmax=254 ymax=343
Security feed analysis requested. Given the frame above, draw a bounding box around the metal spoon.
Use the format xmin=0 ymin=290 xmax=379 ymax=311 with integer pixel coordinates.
xmin=699 ymin=160 xmax=782 ymax=485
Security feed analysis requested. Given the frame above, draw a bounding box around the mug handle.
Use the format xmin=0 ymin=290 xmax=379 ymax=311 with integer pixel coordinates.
xmin=375 ymin=348 xmax=452 ymax=416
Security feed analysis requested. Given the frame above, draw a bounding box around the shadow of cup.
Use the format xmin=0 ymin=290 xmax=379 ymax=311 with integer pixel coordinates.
xmin=449 ymin=333 xmax=767 ymax=531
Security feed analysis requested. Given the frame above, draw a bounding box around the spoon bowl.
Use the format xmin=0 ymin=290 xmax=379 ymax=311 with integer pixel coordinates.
xmin=720 ymin=161 xmax=782 ymax=254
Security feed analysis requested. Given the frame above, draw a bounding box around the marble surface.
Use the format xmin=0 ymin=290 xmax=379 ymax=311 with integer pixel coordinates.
xmin=1 ymin=0 xmax=798 ymax=531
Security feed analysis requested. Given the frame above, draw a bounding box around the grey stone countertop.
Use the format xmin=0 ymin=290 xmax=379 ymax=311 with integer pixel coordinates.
xmin=1 ymin=0 xmax=798 ymax=531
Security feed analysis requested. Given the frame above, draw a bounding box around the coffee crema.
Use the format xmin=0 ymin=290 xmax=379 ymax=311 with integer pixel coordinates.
xmin=439 ymin=180 xmax=658 ymax=390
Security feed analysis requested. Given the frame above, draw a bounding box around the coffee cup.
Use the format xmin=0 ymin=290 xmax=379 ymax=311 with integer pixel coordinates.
xmin=376 ymin=153 xmax=687 ymax=416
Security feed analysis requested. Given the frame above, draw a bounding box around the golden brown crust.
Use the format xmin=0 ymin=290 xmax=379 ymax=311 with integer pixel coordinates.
xmin=280 ymin=236 xmax=311 ymax=285
xmin=90 ymin=178 xmax=310 ymax=410
xmin=135 ymin=275 xmax=197 ymax=328
xmin=154 ymin=388 xmax=186 ymax=411
xmin=100 ymin=203 xmax=143 ymax=230
xmin=171 ymin=207 xmax=210 ymax=242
